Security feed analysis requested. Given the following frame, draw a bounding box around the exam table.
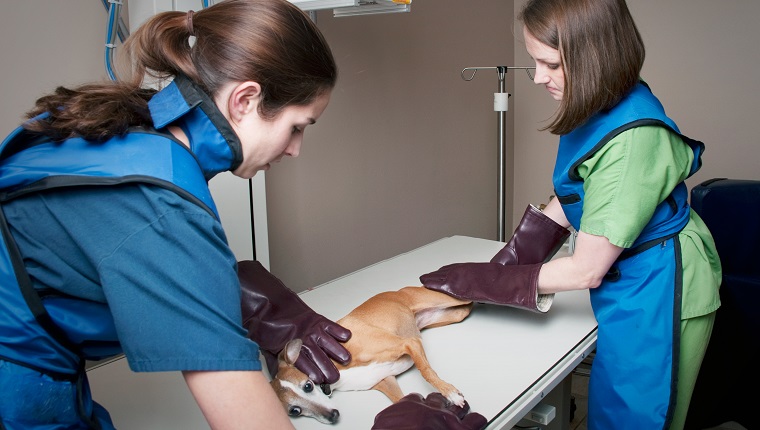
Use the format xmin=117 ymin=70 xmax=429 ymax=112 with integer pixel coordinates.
xmin=87 ymin=235 xmax=598 ymax=429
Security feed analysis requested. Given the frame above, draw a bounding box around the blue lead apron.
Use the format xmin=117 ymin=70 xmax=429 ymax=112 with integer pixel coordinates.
xmin=0 ymin=76 xmax=239 ymax=429
xmin=0 ymin=129 xmax=218 ymax=430
xmin=552 ymin=82 xmax=704 ymax=429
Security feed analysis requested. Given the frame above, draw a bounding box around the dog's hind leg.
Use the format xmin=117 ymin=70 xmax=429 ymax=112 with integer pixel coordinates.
xmin=398 ymin=286 xmax=473 ymax=330
xmin=372 ymin=375 xmax=405 ymax=403
xmin=417 ymin=303 xmax=473 ymax=329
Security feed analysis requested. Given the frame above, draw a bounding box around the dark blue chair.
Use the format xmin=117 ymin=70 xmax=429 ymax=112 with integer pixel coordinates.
xmin=685 ymin=178 xmax=760 ymax=430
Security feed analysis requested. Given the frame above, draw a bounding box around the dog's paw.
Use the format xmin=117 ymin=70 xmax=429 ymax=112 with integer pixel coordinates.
xmin=446 ymin=391 xmax=466 ymax=408
xmin=436 ymin=380 xmax=467 ymax=408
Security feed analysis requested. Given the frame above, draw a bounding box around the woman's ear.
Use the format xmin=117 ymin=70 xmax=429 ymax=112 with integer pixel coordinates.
xmin=227 ymin=81 xmax=262 ymax=123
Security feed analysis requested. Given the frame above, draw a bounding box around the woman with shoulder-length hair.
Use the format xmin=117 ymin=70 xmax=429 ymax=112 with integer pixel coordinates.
xmin=0 ymin=1 xmax=353 ymax=428
xmin=420 ymin=1 xmax=721 ymax=429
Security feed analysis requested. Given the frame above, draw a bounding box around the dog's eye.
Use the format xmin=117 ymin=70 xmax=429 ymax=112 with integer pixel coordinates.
xmin=288 ymin=406 xmax=302 ymax=417
xmin=303 ymin=381 xmax=314 ymax=393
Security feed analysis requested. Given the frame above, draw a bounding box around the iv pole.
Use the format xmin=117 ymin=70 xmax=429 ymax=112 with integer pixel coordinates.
xmin=461 ymin=66 xmax=535 ymax=242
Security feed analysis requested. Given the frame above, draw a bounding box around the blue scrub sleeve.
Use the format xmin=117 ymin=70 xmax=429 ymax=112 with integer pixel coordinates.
xmin=98 ymin=206 xmax=262 ymax=372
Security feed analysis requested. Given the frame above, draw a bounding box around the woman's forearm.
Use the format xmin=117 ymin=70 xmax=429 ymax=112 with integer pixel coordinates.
xmin=183 ymin=370 xmax=295 ymax=430
xmin=538 ymin=230 xmax=623 ymax=294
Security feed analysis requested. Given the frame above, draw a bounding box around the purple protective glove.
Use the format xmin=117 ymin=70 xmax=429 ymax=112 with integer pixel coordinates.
xmin=491 ymin=204 xmax=570 ymax=265
xmin=421 ymin=262 xmax=552 ymax=313
xmin=372 ymin=392 xmax=487 ymax=430
xmin=238 ymin=260 xmax=351 ymax=384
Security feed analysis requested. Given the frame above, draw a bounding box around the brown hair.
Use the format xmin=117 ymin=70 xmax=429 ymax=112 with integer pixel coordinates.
xmin=24 ymin=0 xmax=337 ymax=141
xmin=519 ymin=0 xmax=645 ymax=135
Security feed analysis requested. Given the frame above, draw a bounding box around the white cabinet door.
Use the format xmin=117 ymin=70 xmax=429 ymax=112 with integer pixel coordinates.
xmin=208 ymin=172 xmax=270 ymax=268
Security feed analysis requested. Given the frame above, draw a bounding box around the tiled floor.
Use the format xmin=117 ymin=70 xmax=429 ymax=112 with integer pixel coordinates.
xmin=568 ymin=372 xmax=748 ymax=430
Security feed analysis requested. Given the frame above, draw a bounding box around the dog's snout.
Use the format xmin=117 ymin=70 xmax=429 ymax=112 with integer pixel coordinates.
xmin=328 ymin=409 xmax=339 ymax=424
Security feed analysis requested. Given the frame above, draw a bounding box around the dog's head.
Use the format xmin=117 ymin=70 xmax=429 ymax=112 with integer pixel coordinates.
xmin=270 ymin=339 xmax=340 ymax=424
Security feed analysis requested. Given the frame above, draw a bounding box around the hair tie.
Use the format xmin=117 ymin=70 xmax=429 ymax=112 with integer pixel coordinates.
xmin=186 ymin=10 xmax=195 ymax=36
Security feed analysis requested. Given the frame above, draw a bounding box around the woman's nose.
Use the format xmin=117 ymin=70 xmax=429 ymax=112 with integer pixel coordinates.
xmin=533 ymin=68 xmax=549 ymax=84
xmin=285 ymin=139 xmax=301 ymax=158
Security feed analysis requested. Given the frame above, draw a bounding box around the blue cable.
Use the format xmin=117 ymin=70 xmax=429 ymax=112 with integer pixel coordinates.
xmin=104 ymin=0 xmax=121 ymax=81
xmin=100 ymin=0 xmax=127 ymax=42
xmin=102 ymin=0 xmax=209 ymax=81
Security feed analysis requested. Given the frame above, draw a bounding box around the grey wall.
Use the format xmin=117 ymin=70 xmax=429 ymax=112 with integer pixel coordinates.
xmin=2 ymin=1 xmax=758 ymax=294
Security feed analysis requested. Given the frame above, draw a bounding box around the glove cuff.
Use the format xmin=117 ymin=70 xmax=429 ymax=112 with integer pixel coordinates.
xmin=491 ymin=204 xmax=570 ymax=265
xmin=536 ymin=293 xmax=554 ymax=313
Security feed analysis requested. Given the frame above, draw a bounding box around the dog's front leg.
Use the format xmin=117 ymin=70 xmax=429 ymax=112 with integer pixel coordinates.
xmin=372 ymin=375 xmax=405 ymax=403
xmin=404 ymin=337 xmax=466 ymax=407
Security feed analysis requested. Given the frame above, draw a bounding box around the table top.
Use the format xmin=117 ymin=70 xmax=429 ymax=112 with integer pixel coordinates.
xmin=291 ymin=235 xmax=597 ymax=429
xmin=87 ymin=235 xmax=597 ymax=429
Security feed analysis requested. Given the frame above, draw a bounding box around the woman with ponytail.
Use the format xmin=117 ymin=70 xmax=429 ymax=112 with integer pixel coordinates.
xmin=0 ymin=1 xmax=349 ymax=428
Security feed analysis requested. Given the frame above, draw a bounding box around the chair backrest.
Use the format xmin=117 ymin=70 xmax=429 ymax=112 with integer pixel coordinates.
xmin=685 ymin=177 xmax=759 ymax=430
xmin=690 ymin=178 xmax=760 ymax=277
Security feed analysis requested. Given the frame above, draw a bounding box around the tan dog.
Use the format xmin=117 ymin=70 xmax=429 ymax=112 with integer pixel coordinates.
xmin=270 ymin=286 xmax=473 ymax=424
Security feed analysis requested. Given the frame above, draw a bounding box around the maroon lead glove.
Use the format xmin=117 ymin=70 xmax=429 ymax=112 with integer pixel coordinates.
xmin=372 ymin=392 xmax=487 ymax=430
xmin=491 ymin=204 xmax=570 ymax=265
xmin=420 ymin=261 xmax=550 ymax=313
xmin=238 ymin=260 xmax=351 ymax=384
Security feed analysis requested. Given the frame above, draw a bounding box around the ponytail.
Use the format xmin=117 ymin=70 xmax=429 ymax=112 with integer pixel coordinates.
xmin=23 ymin=0 xmax=336 ymax=141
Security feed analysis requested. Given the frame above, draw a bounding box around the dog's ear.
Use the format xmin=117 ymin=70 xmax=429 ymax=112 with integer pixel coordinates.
xmin=281 ymin=338 xmax=303 ymax=366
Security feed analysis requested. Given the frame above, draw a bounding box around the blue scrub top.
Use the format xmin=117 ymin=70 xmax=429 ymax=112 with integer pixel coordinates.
xmin=3 ymin=174 xmax=261 ymax=373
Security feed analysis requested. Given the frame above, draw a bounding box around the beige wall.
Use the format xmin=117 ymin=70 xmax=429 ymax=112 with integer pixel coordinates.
xmin=0 ymin=2 xmax=106 ymax=134
xmin=2 ymin=1 xmax=758 ymax=294
xmin=512 ymin=0 xmax=760 ymax=225
xmin=267 ymin=1 xmax=515 ymax=291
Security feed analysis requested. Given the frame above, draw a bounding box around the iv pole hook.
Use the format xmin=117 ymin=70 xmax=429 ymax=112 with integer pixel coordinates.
xmin=461 ymin=66 xmax=536 ymax=82
xmin=461 ymin=67 xmax=480 ymax=81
